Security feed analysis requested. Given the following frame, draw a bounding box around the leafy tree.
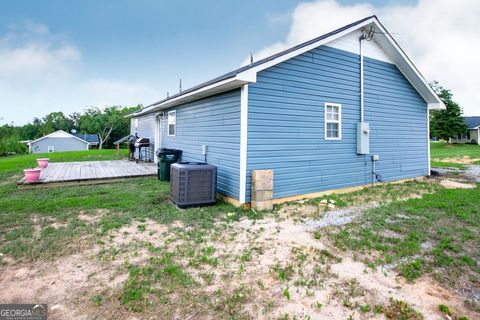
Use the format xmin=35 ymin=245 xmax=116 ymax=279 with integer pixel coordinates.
xmin=69 ymin=112 xmax=82 ymax=128
xmin=79 ymin=106 xmax=139 ymax=149
xmin=0 ymin=125 xmax=27 ymax=155
xmin=19 ymin=121 xmax=40 ymax=140
xmin=429 ymin=82 xmax=467 ymax=141
xmin=0 ymin=105 xmax=140 ymax=155
xmin=41 ymin=112 xmax=73 ymax=134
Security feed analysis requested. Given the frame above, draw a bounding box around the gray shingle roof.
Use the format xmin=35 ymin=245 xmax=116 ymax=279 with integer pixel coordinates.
xmin=464 ymin=117 xmax=480 ymax=129
xmin=73 ymin=133 xmax=100 ymax=144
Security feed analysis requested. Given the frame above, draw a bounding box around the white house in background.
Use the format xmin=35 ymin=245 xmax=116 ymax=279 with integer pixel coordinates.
xmin=450 ymin=117 xmax=480 ymax=145
xmin=28 ymin=130 xmax=92 ymax=153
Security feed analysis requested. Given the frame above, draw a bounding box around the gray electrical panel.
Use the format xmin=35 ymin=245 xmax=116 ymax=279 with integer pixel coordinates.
xmin=357 ymin=122 xmax=370 ymax=154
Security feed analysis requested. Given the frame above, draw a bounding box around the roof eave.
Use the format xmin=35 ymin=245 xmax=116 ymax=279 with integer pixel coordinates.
xmin=370 ymin=19 xmax=445 ymax=110
xmin=428 ymin=102 xmax=446 ymax=110
xmin=130 ymin=77 xmax=251 ymax=117
xmin=130 ymin=15 xmax=444 ymax=116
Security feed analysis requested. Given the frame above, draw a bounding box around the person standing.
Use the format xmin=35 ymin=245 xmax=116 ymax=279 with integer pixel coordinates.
xmin=129 ymin=133 xmax=138 ymax=161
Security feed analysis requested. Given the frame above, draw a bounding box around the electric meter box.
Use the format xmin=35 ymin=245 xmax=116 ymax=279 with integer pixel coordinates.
xmin=357 ymin=122 xmax=370 ymax=154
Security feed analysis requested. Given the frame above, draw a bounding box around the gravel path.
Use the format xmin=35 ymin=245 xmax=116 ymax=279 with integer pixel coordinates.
xmin=432 ymin=164 xmax=480 ymax=182
xmin=465 ymin=164 xmax=480 ymax=182
xmin=304 ymin=204 xmax=377 ymax=229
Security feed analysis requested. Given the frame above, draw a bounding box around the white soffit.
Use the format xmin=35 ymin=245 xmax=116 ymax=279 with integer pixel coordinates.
xmin=327 ymin=29 xmax=393 ymax=63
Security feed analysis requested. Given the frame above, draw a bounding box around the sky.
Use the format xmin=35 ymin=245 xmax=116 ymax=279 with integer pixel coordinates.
xmin=0 ymin=0 xmax=478 ymax=125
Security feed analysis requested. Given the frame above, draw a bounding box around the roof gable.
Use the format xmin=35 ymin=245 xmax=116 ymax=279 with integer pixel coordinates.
xmin=132 ymin=15 xmax=444 ymax=117
xmin=29 ymin=130 xmax=90 ymax=145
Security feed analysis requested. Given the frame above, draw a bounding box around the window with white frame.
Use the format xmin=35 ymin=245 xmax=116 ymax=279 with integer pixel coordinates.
xmin=48 ymin=146 xmax=54 ymax=152
xmin=168 ymin=110 xmax=176 ymax=136
xmin=325 ymin=103 xmax=341 ymax=140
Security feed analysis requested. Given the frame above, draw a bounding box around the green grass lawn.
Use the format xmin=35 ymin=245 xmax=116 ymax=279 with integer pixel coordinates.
xmin=0 ymin=149 xmax=478 ymax=318
xmin=430 ymin=141 xmax=480 ymax=168
xmin=0 ymin=150 xmax=245 ymax=260
xmin=430 ymin=160 xmax=466 ymax=170
xmin=327 ymin=185 xmax=480 ymax=285
xmin=431 ymin=141 xmax=480 ymax=159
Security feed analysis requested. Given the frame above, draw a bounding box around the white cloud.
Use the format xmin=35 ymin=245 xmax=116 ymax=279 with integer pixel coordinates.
xmin=0 ymin=21 xmax=158 ymax=125
xmin=0 ymin=43 xmax=80 ymax=77
xmin=77 ymin=79 xmax=158 ymax=107
xmin=0 ymin=21 xmax=80 ymax=78
xmin=252 ymin=0 xmax=480 ymax=115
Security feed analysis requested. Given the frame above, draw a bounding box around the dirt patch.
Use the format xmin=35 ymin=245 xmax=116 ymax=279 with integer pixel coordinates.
xmin=109 ymin=219 xmax=169 ymax=247
xmin=440 ymin=179 xmax=476 ymax=189
xmin=0 ymin=219 xmax=171 ymax=319
xmin=435 ymin=156 xmax=480 ymax=164
xmin=330 ymin=258 xmax=472 ymax=320
xmin=78 ymin=209 xmax=108 ymax=222
xmin=0 ymin=250 xmax=126 ymax=320
xmin=0 ymin=210 xmax=477 ymax=319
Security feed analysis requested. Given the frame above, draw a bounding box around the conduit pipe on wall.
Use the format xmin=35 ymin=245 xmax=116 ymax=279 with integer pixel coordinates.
xmin=359 ymin=35 xmax=365 ymax=122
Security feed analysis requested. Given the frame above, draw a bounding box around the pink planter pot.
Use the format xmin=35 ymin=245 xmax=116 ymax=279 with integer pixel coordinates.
xmin=37 ymin=158 xmax=49 ymax=168
xmin=24 ymin=168 xmax=42 ymax=183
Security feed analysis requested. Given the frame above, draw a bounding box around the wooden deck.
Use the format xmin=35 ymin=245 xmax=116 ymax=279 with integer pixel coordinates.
xmin=17 ymin=160 xmax=157 ymax=189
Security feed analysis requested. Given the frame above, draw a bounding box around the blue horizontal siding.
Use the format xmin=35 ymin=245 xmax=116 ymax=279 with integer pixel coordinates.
xmin=161 ymin=89 xmax=241 ymax=200
xmin=246 ymin=45 xmax=428 ymax=201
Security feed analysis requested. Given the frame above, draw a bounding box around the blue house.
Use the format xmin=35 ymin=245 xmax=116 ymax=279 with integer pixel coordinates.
xmin=130 ymin=16 xmax=444 ymax=206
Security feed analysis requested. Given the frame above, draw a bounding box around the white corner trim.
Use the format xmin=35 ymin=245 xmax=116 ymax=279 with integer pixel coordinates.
xmin=427 ymin=108 xmax=431 ymax=175
xmin=239 ymin=84 xmax=249 ymax=204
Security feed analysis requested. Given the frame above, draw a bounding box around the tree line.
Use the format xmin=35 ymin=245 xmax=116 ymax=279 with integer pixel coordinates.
xmin=429 ymin=82 xmax=468 ymax=141
xmin=0 ymin=105 xmax=140 ymax=155
xmin=0 ymin=82 xmax=470 ymax=155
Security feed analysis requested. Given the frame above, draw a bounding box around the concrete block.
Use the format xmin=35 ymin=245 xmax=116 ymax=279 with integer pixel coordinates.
xmin=252 ymin=170 xmax=273 ymax=181
xmin=252 ymin=190 xmax=273 ymax=201
xmin=251 ymin=179 xmax=273 ymax=192
xmin=252 ymin=200 xmax=273 ymax=211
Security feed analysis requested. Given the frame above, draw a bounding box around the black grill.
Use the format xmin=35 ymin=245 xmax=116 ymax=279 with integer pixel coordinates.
xmin=134 ymin=138 xmax=154 ymax=162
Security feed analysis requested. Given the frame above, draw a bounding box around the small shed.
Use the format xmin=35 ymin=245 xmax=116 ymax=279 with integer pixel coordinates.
xmin=28 ymin=130 xmax=91 ymax=153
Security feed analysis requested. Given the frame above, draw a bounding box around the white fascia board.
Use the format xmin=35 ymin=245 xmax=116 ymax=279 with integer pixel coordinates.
xmin=236 ymin=18 xmax=376 ymax=79
xmin=427 ymin=102 xmax=445 ymax=110
xmin=133 ymin=77 xmax=252 ymax=117
xmin=236 ymin=71 xmax=256 ymax=83
xmin=372 ymin=21 xmax=445 ymax=109
xmin=236 ymin=18 xmax=444 ymax=110
xmin=133 ymin=16 xmax=444 ymax=118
